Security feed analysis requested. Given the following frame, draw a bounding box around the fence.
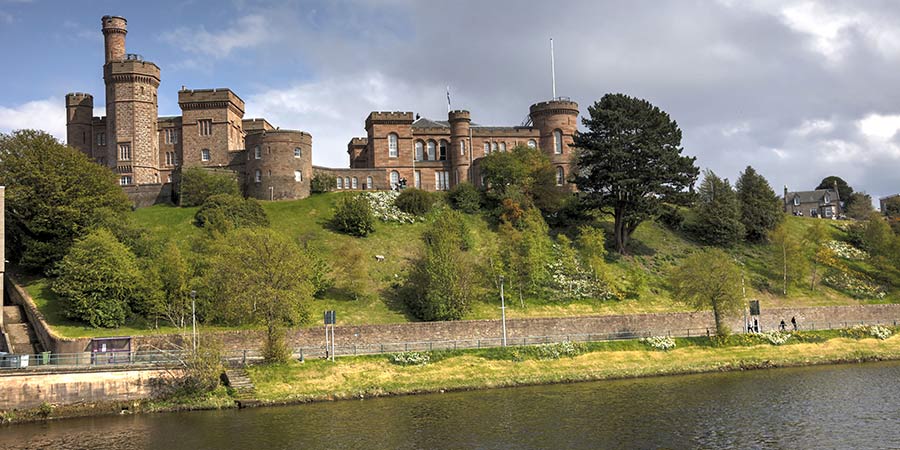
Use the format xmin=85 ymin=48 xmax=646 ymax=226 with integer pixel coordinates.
xmin=1 ymin=318 xmax=899 ymax=372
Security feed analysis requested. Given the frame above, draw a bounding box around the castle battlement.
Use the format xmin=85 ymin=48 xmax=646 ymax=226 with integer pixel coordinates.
xmin=366 ymin=111 xmax=414 ymax=126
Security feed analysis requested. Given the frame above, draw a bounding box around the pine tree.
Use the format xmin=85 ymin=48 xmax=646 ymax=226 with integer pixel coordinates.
xmin=693 ymin=170 xmax=744 ymax=246
xmin=736 ymin=166 xmax=783 ymax=242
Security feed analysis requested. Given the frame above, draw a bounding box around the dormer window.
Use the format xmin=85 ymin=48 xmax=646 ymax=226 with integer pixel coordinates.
xmin=793 ymin=197 xmax=800 ymax=206
xmin=824 ymin=194 xmax=830 ymax=203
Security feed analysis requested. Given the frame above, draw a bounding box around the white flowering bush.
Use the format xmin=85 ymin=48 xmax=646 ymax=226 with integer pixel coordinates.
xmin=640 ymin=336 xmax=676 ymax=351
xmin=823 ymin=271 xmax=886 ymax=299
xmin=825 ymin=240 xmax=868 ymax=260
xmin=849 ymin=324 xmax=894 ymax=340
xmin=362 ymin=191 xmax=420 ymax=223
xmin=389 ymin=351 xmax=431 ymax=366
xmin=546 ymin=242 xmax=616 ymax=301
xmin=760 ymin=331 xmax=792 ymax=345
xmin=532 ymin=341 xmax=585 ymax=360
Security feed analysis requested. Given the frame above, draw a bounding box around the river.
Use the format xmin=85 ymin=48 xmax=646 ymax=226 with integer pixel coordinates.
xmin=3 ymin=361 xmax=900 ymax=449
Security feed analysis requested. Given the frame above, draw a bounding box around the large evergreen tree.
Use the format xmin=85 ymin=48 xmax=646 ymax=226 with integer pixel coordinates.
xmin=816 ymin=176 xmax=853 ymax=206
xmin=735 ymin=166 xmax=783 ymax=242
xmin=573 ymin=94 xmax=698 ymax=254
xmin=693 ymin=170 xmax=744 ymax=246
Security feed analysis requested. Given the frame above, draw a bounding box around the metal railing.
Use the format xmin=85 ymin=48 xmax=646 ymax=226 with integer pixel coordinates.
xmin=1 ymin=318 xmax=897 ymax=372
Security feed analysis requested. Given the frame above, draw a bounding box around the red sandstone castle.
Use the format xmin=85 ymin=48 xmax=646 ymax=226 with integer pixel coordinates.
xmin=66 ymin=16 xmax=578 ymax=206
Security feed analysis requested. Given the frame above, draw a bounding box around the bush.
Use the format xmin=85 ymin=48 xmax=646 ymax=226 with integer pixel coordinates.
xmin=180 ymin=168 xmax=240 ymax=207
xmin=843 ymin=324 xmax=894 ymax=340
xmin=389 ymin=351 xmax=431 ymax=366
xmin=657 ymin=204 xmax=685 ymax=231
xmin=759 ymin=331 xmax=791 ymax=345
xmin=194 ymin=194 xmax=269 ymax=234
xmin=311 ymin=172 xmax=336 ymax=193
xmin=331 ymin=194 xmax=376 ymax=237
xmin=448 ymin=182 xmax=482 ymax=213
xmin=640 ymin=336 xmax=676 ymax=351
xmin=395 ymin=188 xmax=436 ymax=216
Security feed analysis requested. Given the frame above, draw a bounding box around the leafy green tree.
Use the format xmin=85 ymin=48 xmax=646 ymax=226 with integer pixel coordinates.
xmin=669 ymin=248 xmax=743 ymax=335
xmin=179 ymin=167 xmax=240 ymax=207
xmin=331 ymin=193 xmax=375 ymax=237
xmin=769 ymin=223 xmax=808 ymax=295
xmin=155 ymin=241 xmax=193 ymax=328
xmin=406 ymin=209 xmax=478 ymax=321
xmin=310 ymin=172 xmax=336 ymax=193
xmin=816 ymin=176 xmax=853 ymax=206
xmin=448 ymin=182 xmax=482 ymax=213
xmin=194 ymin=194 xmax=269 ymax=234
xmin=735 ymin=166 xmax=783 ymax=242
xmin=693 ymin=170 xmax=744 ymax=246
xmin=882 ymin=196 xmax=900 ymax=218
xmin=51 ymin=229 xmax=144 ymax=328
xmin=573 ymin=94 xmax=699 ymax=254
xmin=498 ymin=208 xmax=554 ymax=300
xmin=480 ymin=144 xmax=565 ymax=214
xmin=0 ymin=130 xmax=131 ymax=273
xmin=201 ymin=228 xmax=313 ymax=362
xmin=862 ymin=212 xmax=893 ymax=257
xmin=845 ymin=192 xmax=874 ymax=220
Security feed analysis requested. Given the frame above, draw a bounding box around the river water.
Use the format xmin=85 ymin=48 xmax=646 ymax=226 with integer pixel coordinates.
xmin=3 ymin=361 xmax=900 ymax=449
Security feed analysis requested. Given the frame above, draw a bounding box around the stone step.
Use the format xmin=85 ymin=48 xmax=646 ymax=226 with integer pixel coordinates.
xmin=223 ymin=368 xmax=256 ymax=399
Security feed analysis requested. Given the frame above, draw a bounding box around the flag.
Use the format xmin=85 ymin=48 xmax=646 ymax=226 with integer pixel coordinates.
xmin=446 ymin=85 xmax=451 ymax=112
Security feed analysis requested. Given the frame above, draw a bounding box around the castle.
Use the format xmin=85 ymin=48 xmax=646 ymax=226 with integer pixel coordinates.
xmin=66 ymin=16 xmax=578 ymax=206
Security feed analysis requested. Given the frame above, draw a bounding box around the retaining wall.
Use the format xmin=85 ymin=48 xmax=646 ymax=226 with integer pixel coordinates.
xmin=0 ymin=368 xmax=173 ymax=410
xmin=4 ymin=276 xmax=91 ymax=354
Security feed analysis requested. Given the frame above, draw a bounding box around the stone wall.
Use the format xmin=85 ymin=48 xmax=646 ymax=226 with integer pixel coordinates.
xmin=0 ymin=368 xmax=173 ymax=410
xmin=5 ymin=276 xmax=91 ymax=354
xmin=122 ymin=183 xmax=173 ymax=208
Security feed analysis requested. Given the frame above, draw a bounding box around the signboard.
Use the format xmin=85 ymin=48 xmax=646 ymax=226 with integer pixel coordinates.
xmin=749 ymin=300 xmax=760 ymax=316
xmin=324 ymin=310 xmax=336 ymax=325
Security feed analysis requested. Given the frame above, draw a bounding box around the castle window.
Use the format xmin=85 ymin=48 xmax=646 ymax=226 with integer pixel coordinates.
xmin=460 ymin=141 xmax=466 ymax=156
xmin=255 ymin=169 xmax=262 ymax=183
xmin=499 ymin=142 xmax=507 ymax=152
xmin=255 ymin=146 xmax=261 ymax=159
xmin=492 ymin=142 xmax=498 ymax=153
xmin=414 ymin=170 xmax=421 ymax=189
xmin=435 ymin=171 xmax=449 ymax=191
xmin=556 ymin=166 xmax=565 ymax=186
xmin=294 ymin=147 xmax=302 ymax=158
xmin=82 ymin=131 xmax=86 ymax=143
xmin=366 ymin=176 xmax=373 ymax=190
xmin=484 ymin=142 xmax=490 ymax=155
xmin=337 ymin=177 xmax=344 ymax=189
xmin=415 ymin=140 xmax=424 ymax=161
xmin=351 ymin=177 xmax=358 ymax=189
xmin=164 ymin=129 xmax=178 ymax=144
xmin=167 ymin=174 xmax=172 ymax=183
xmin=165 ymin=152 xmax=172 ymax=166
xmin=427 ymin=140 xmax=436 ymax=161
xmin=527 ymin=139 xmax=537 ymax=148
xmin=553 ymin=130 xmax=563 ymax=154
xmin=439 ymin=140 xmax=448 ymax=161
xmin=201 ymin=149 xmax=210 ymax=161
xmin=97 ymin=132 xmax=106 ymax=146
xmin=269 ymin=170 xmax=273 ymax=177
xmin=198 ymin=119 xmax=213 ymax=136
xmin=118 ymin=143 xmax=131 ymax=161
xmin=295 ymin=170 xmax=303 ymax=182
xmin=390 ymin=170 xmax=400 ymax=188
xmin=120 ymin=175 xmax=132 ymax=186
xmin=388 ymin=133 xmax=399 ymax=157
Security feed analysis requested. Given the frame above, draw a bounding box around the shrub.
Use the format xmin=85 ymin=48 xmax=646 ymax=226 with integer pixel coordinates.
xmin=844 ymin=324 xmax=894 ymax=340
xmin=331 ymin=194 xmax=376 ymax=237
xmin=530 ymin=341 xmax=585 ymax=359
xmin=390 ymin=351 xmax=431 ymax=366
xmin=640 ymin=336 xmax=676 ymax=351
xmin=365 ymin=191 xmax=419 ymax=223
xmin=657 ymin=204 xmax=685 ymax=231
xmin=448 ymin=182 xmax=482 ymax=213
xmin=395 ymin=188 xmax=436 ymax=216
xmin=194 ymin=194 xmax=269 ymax=234
xmin=310 ymin=172 xmax=336 ymax=193
xmin=759 ymin=331 xmax=791 ymax=345
xmin=179 ymin=168 xmax=240 ymax=207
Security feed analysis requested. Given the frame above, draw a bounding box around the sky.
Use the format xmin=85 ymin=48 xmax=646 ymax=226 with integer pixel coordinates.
xmin=1 ymin=0 xmax=899 ymax=200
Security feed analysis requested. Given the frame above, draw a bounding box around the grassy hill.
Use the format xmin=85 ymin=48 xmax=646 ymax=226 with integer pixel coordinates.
xmin=19 ymin=192 xmax=898 ymax=338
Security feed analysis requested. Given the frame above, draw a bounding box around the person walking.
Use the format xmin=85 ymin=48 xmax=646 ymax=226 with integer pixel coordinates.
xmin=791 ymin=316 xmax=798 ymax=331
xmin=780 ymin=320 xmax=786 ymax=331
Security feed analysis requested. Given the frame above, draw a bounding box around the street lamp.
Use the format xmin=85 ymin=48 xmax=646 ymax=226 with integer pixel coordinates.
xmin=190 ymin=290 xmax=197 ymax=352
xmin=499 ymin=276 xmax=507 ymax=347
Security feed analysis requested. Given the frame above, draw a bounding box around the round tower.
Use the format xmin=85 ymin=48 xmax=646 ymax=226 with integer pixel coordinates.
xmin=245 ymin=130 xmax=313 ymax=201
xmin=101 ymin=15 xmax=127 ymax=64
xmin=529 ymin=100 xmax=578 ymax=188
xmin=65 ymin=93 xmax=93 ymax=156
xmin=448 ymin=110 xmax=471 ymax=187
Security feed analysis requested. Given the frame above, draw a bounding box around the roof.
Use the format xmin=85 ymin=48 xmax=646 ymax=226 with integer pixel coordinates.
xmin=786 ymin=189 xmax=838 ymax=205
xmin=412 ymin=117 xmax=450 ymax=128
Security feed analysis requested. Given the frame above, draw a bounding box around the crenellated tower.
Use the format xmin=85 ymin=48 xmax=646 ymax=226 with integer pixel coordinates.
xmin=65 ymin=92 xmax=93 ymax=157
xmin=529 ymin=99 xmax=579 ymax=187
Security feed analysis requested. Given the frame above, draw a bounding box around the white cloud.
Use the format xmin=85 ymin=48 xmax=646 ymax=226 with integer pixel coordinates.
xmin=779 ymin=2 xmax=859 ymax=61
xmin=792 ymin=119 xmax=834 ymax=136
xmin=858 ymin=113 xmax=900 ymax=140
xmin=161 ymin=14 xmax=272 ymax=59
xmin=0 ymin=98 xmax=65 ymax=142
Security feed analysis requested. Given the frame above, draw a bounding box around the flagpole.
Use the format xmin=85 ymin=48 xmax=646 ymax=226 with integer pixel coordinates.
xmin=550 ymin=38 xmax=557 ymax=100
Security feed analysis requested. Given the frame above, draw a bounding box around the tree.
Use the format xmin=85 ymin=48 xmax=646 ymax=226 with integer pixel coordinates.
xmin=395 ymin=188 xmax=436 ymax=216
xmin=154 ymin=241 xmax=193 ymax=328
xmin=331 ymin=193 xmax=375 ymax=237
xmin=448 ymin=182 xmax=482 ymax=213
xmin=816 ymin=176 xmax=853 ymax=207
xmin=669 ymin=248 xmax=743 ymax=335
xmin=574 ymin=94 xmax=699 ymax=254
xmin=805 ymin=220 xmax=830 ymax=290
xmin=0 ymin=130 xmax=131 ymax=273
xmin=51 ymin=229 xmax=144 ymax=328
xmin=497 ymin=208 xmax=554 ymax=301
xmin=480 ymin=144 xmax=565 ymax=215
xmin=693 ymin=170 xmax=744 ymax=246
xmin=201 ymin=228 xmax=313 ymax=362
xmin=862 ymin=212 xmax=893 ymax=257
xmin=736 ymin=166 xmax=783 ymax=242
xmin=882 ymin=196 xmax=900 ymax=218
xmin=769 ymin=223 xmax=808 ymax=295
xmin=405 ymin=209 xmax=478 ymax=321
xmin=310 ymin=172 xmax=336 ymax=193
xmin=845 ymin=192 xmax=875 ymax=220
xmin=179 ymin=167 xmax=240 ymax=207
xmin=194 ymin=194 xmax=269 ymax=234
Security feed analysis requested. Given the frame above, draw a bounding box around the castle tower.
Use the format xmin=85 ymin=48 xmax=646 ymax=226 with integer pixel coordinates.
xmin=244 ymin=130 xmax=312 ymax=200
xmin=65 ymin=93 xmax=93 ymax=157
xmin=448 ymin=110 xmax=471 ymax=186
xmin=102 ymin=15 xmax=161 ymax=185
xmin=529 ymin=99 xmax=579 ymax=187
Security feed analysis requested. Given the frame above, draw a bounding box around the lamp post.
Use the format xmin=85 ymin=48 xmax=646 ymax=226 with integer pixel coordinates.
xmin=190 ymin=290 xmax=197 ymax=352
xmin=500 ymin=276 xmax=507 ymax=347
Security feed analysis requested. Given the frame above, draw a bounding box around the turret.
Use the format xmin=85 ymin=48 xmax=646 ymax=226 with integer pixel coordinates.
xmin=448 ymin=110 xmax=471 ymax=186
xmin=65 ymin=93 xmax=93 ymax=156
xmin=529 ymin=100 xmax=578 ymax=189
xmin=101 ymin=15 xmax=127 ymax=64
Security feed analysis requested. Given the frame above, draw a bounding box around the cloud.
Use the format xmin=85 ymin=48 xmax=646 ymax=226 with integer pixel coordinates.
xmin=0 ymin=98 xmax=65 ymax=142
xmin=160 ymin=14 xmax=272 ymax=59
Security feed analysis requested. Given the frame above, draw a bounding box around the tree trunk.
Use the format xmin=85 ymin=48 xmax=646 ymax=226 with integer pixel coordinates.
xmin=614 ymin=208 xmax=628 ymax=254
xmin=712 ymin=302 xmax=724 ymax=336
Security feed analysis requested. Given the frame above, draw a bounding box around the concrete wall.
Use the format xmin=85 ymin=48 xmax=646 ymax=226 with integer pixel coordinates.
xmin=5 ymin=276 xmax=91 ymax=354
xmin=0 ymin=368 xmax=173 ymax=410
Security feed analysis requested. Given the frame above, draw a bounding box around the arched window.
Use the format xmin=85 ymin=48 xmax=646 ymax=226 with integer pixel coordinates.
xmin=460 ymin=141 xmax=466 ymax=155
xmin=294 ymin=147 xmax=302 ymax=158
xmin=295 ymin=170 xmax=303 ymax=182
xmin=366 ymin=176 xmax=373 ymax=190
xmin=344 ymin=177 xmax=350 ymax=189
xmin=415 ymin=140 xmax=424 ymax=161
xmin=499 ymin=142 xmax=506 ymax=152
xmin=439 ymin=140 xmax=448 ymax=160
xmin=556 ymin=166 xmax=565 ymax=186
xmin=554 ymin=130 xmax=563 ymax=154
xmin=427 ymin=140 xmax=436 ymax=161
xmin=388 ymin=133 xmax=399 ymax=157
xmin=492 ymin=142 xmax=499 ymax=153
xmin=390 ymin=170 xmax=400 ymax=188
xmin=336 ymin=177 xmax=343 ymax=189
xmin=527 ymin=139 xmax=537 ymax=148
xmin=201 ymin=148 xmax=210 ymax=161
xmin=484 ymin=142 xmax=490 ymax=155
xmin=254 ymin=146 xmax=261 ymax=159
xmin=351 ymin=177 xmax=358 ymax=189
xmin=255 ymin=169 xmax=262 ymax=183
